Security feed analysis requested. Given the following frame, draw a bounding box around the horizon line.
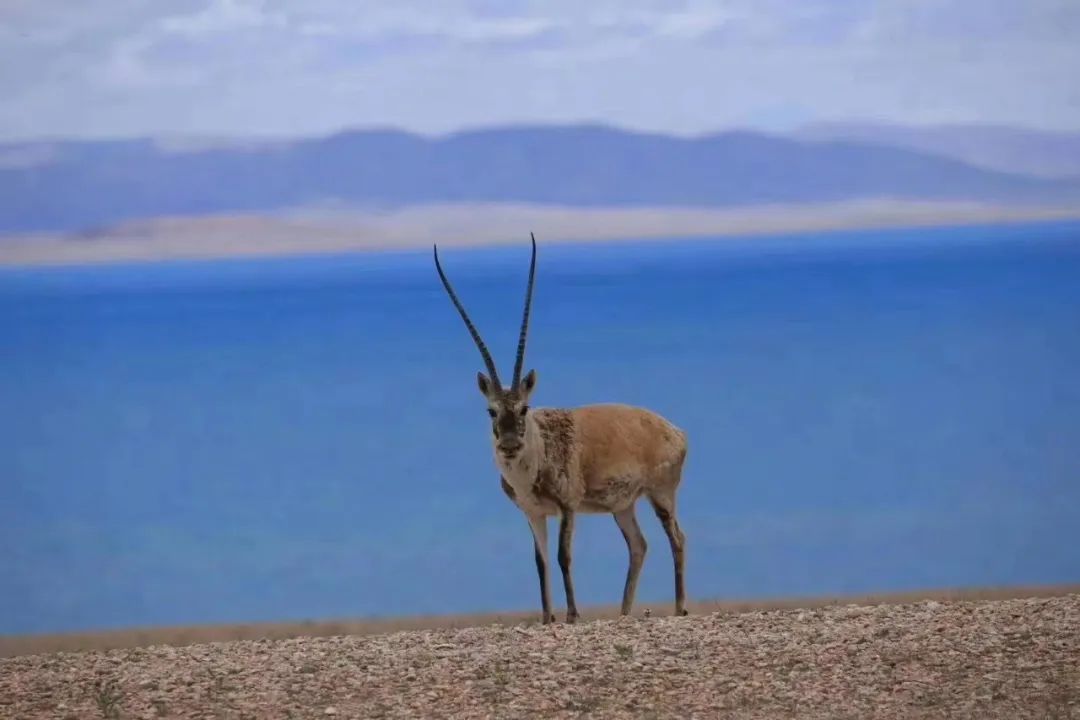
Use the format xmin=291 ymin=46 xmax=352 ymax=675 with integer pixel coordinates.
xmin=3 ymin=582 xmax=1077 ymax=658
xmin=5 ymin=117 xmax=1080 ymax=148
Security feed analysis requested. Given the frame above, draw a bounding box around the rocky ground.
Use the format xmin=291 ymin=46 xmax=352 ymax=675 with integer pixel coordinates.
xmin=1 ymin=594 xmax=1078 ymax=719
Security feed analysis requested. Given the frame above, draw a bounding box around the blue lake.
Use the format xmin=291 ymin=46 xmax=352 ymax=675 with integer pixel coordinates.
xmin=2 ymin=221 xmax=1079 ymax=635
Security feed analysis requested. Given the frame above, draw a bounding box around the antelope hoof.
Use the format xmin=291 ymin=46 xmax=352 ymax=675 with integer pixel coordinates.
xmin=542 ymin=612 xmax=555 ymax=625
xmin=677 ymin=608 xmax=689 ymax=617
xmin=565 ymin=610 xmax=579 ymax=624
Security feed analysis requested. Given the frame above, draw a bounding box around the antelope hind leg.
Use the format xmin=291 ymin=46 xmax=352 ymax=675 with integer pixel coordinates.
xmin=648 ymin=490 xmax=688 ymax=616
xmin=557 ymin=508 xmax=579 ymax=623
xmin=612 ymin=505 xmax=647 ymax=615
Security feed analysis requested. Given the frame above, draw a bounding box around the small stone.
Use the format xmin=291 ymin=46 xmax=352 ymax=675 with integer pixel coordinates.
xmin=324 ymin=707 xmax=338 ymax=716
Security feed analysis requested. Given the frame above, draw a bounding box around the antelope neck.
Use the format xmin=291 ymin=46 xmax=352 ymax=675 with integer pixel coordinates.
xmin=495 ymin=412 xmax=543 ymax=487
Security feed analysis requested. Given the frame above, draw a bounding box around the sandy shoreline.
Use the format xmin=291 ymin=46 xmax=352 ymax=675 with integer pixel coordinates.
xmin=1 ymin=587 xmax=1077 ymax=719
xmin=2 ymin=200 xmax=1079 ymax=268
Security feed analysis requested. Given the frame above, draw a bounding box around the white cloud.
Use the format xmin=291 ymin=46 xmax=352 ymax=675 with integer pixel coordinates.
xmin=0 ymin=0 xmax=1078 ymax=141
xmin=579 ymin=5 xmax=738 ymax=39
xmin=352 ymin=11 xmax=555 ymax=43
xmin=158 ymin=0 xmax=287 ymax=39
xmin=653 ymin=8 xmax=735 ymax=38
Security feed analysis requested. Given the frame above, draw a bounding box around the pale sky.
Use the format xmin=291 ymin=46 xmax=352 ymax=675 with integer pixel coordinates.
xmin=1 ymin=0 xmax=1079 ymax=142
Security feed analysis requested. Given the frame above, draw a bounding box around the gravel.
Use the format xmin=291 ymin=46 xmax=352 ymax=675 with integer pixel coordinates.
xmin=2 ymin=594 xmax=1078 ymax=719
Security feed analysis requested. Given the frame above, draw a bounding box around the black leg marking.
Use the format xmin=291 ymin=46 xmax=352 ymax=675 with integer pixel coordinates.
xmin=528 ymin=515 xmax=553 ymax=624
xmin=534 ymin=544 xmax=553 ymax=623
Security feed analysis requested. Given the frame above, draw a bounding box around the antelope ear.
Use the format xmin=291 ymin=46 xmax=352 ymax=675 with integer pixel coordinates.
xmin=477 ymin=371 xmax=496 ymax=398
xmin=520 ymin=369 xmax=538 ymax=398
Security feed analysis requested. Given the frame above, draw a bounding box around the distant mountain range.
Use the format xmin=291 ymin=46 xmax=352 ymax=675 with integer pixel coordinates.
xmin=2 ymin=123 xmax=1079 ymax=235
xmin=796 ymin=122 xmax=1080 ymax=179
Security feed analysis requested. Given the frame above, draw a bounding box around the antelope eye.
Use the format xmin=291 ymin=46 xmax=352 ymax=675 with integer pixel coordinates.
xmin=519 ymin=406 xmax=529 ymax=417
xmin=487 ymin=408 xmax=497 ymax=418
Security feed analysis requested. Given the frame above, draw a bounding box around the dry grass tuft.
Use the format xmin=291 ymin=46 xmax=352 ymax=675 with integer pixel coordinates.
xmin=90 ymin=676 xmax=124 ymax=719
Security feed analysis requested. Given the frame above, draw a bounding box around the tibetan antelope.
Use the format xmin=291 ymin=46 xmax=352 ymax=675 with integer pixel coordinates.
xmin=433 ymin=233 xmax=689 ymax=624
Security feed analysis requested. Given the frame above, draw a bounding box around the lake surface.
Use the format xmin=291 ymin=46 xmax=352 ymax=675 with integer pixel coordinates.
xmin=2 ymin=221 xmax=1079 ymax=635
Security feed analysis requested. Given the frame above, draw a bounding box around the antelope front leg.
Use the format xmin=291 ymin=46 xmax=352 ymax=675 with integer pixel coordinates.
xmin=526 ymin=514 xmax=554 ymax=624
xmin=557 ymin=508 xmax=579 ymax=623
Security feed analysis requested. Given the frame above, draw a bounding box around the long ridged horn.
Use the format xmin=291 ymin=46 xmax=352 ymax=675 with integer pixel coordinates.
xmin=511 ymin=233 xmax=537 ymax=389
xmin=434 ymin=244 xmax=502 ymax=389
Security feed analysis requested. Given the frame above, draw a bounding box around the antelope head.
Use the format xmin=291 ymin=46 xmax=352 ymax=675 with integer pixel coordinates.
xmin=434 ymin=234 xmax=538 ymax=461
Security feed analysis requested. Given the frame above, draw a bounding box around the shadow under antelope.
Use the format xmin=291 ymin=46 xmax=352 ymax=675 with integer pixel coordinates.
xmin=433 ymin=233 xmax=690 ymax=623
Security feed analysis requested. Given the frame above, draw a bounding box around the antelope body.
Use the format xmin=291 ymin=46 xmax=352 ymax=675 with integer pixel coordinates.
xmin=434 ymin=234 xmax=689 ymax=623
